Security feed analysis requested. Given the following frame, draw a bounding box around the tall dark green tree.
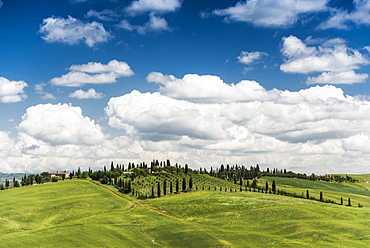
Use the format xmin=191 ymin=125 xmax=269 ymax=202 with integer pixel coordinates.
xmin=5 ymin=179 xmax=9 ymax=188
xmin=251 ymin=179 xmax=258 ymax=189
xmin=265 ymin=181 xmax=269 ymax=191
xmin=320 ymin=191 xmax=323 ymax=202
xmin=35 ymin=174 xmax=41 ymax=184
xmin=157 ymin=182 xmax=161 ymax=197
xmin=272 ymin=180 xmax=276 ymax=194
xmin=127 ymin=180 xmax=131 ymax=193
xmin=306 ymin=190 xmax=310 ymax=199
xmin=348 ymin=197 xmax=351 ymax=206
xmin=189 ymin=177 xmax=193 ymax=190
xmin=77 ymin=167 xmax=82 ymax=178
xmin=176 ymin=179 xmax=179 ymax=193
xmin=182 ymin=177 xmax=186 ymax=191
xmin=163 ymin=180 xmax=167 ymax=196
xmin=340 ymin=197 xmax=343 ymax=205
xmin=170 ymin=181 xmax=173 ymax=194
xmin=184 ymin=164 xmax=189 ymax=174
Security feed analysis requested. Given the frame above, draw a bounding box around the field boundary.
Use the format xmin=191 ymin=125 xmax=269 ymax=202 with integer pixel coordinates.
xmin=90 ymin=180 xmax=135 ymax=209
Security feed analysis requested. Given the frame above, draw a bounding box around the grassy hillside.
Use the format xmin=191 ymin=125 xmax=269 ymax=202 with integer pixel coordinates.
xmin=1 ymin=177 xmax=370 ymax=247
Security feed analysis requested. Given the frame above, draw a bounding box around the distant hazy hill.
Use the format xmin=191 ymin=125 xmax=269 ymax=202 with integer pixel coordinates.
xmin=0 ymin=173 xmax=26 ymax=185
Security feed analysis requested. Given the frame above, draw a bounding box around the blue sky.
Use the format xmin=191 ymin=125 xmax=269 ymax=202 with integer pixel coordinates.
xmin=1 ymin=0 xmax=370 ymax=174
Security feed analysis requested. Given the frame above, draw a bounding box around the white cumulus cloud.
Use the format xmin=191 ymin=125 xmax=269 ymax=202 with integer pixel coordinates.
xmin=106 ymin=73 xmax=370 ymax=175
xmin=117 ymin=13 xmax=169 ymax=34
xmin=306 ymin=70 xmax=368 ymax=85
xmin=19 ymin=103 xmax=107 ymax=146
xmin=126 ymin=0 xmax=182 ymax=15
xmin=39 ymin=16 xmax=111 ymax=47
xmin=280 ymin=35 xmax=369 ymax=85
xmin=50 ymin=60 xmax=134 ymax=87
xmin=0 ymin=77 xmax=27 ymax=103
xmin=213 ymin=0 xmax=328 ymax=27
xmin=319 ymin=0 xmax=370 ymax=29
xmin=237 ymin=51 xmax=267 ymax=64
xmin=69 ymin=88 xmax=105 ymax=99
xmin=147 ymin=72 xmax=274 ymax=103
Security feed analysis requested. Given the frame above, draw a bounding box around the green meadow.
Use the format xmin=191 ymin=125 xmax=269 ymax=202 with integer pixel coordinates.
xmin=1 ymin=178 xmax=370 ymax=247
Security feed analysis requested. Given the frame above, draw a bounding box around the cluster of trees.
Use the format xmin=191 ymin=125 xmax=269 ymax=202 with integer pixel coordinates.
xmin=150 ymin=176 xmax=193 ymax=199
xmin=150 ymin=159 xmax=193 ymax=174
xmin=87 ymin=160 xmax=196 ymax=199
xmin=260 ymin=170 xmax=356 ymax=183
xmin=0 ymin=177 xmax=20 ymax=190
xmin=0 ymin=172 xmax=69 ymax=190
xmin=195 ymin=163 xmax=357 ymax=184
xmin=198 ymin=164 xmax=261 ymax=181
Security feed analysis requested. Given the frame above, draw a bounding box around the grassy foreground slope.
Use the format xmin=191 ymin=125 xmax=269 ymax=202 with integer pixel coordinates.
xmin=1 ymin=178 xmax=370 ymax=247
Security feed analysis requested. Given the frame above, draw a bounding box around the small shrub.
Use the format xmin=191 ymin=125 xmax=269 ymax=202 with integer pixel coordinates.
xmin=51 ymin=177 xmax=60 ymax=182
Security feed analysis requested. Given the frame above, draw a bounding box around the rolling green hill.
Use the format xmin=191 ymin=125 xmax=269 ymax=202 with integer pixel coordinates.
xmin=1 ymin=177 xmax=370 ymax=247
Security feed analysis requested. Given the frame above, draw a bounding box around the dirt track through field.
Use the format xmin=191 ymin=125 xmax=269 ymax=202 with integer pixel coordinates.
xmin=0 ymin=216 xmax=21 ymax=230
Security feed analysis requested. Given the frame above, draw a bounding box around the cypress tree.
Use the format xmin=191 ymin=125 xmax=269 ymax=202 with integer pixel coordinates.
xmin=163 ymin=180 xmax=167 ymax=196
xmin=265 ymin=181 xmax=269 ymax=192
xmin=272 ymin=180 xmax=276 ymax=194
xmin=348 ymin=198 xmax=351 ymax=206
xmin=182 ymin=177 xmax=186 ymax=191
xmin=157 ymin=182 xmax=161 ymax=197
xmin=251 ymin=179 xmax=258 ymax=189
xmin=184 ymin=164 xmax=189 ymax=174
xmin=127 ymin=180 xmax=131 ymax=193
xmin=189 ymin=177 xmax=193 ymax=190
xmin=340 ymin=197 xmax=343 ymax=205
xmin=170 ymin=181 xmax=173 ymax=194
xmin=306 ymin=189 xmax=310 ymax=199
xmin=151 ymin=186 xmax=155 ymax=198
xmin=320 ymin=191 xmax=323 ymax=202
xmin=239 ymin=178 xmax=243 ymax=186
xmin=176 ymin=178 xmax=179 ymax=193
